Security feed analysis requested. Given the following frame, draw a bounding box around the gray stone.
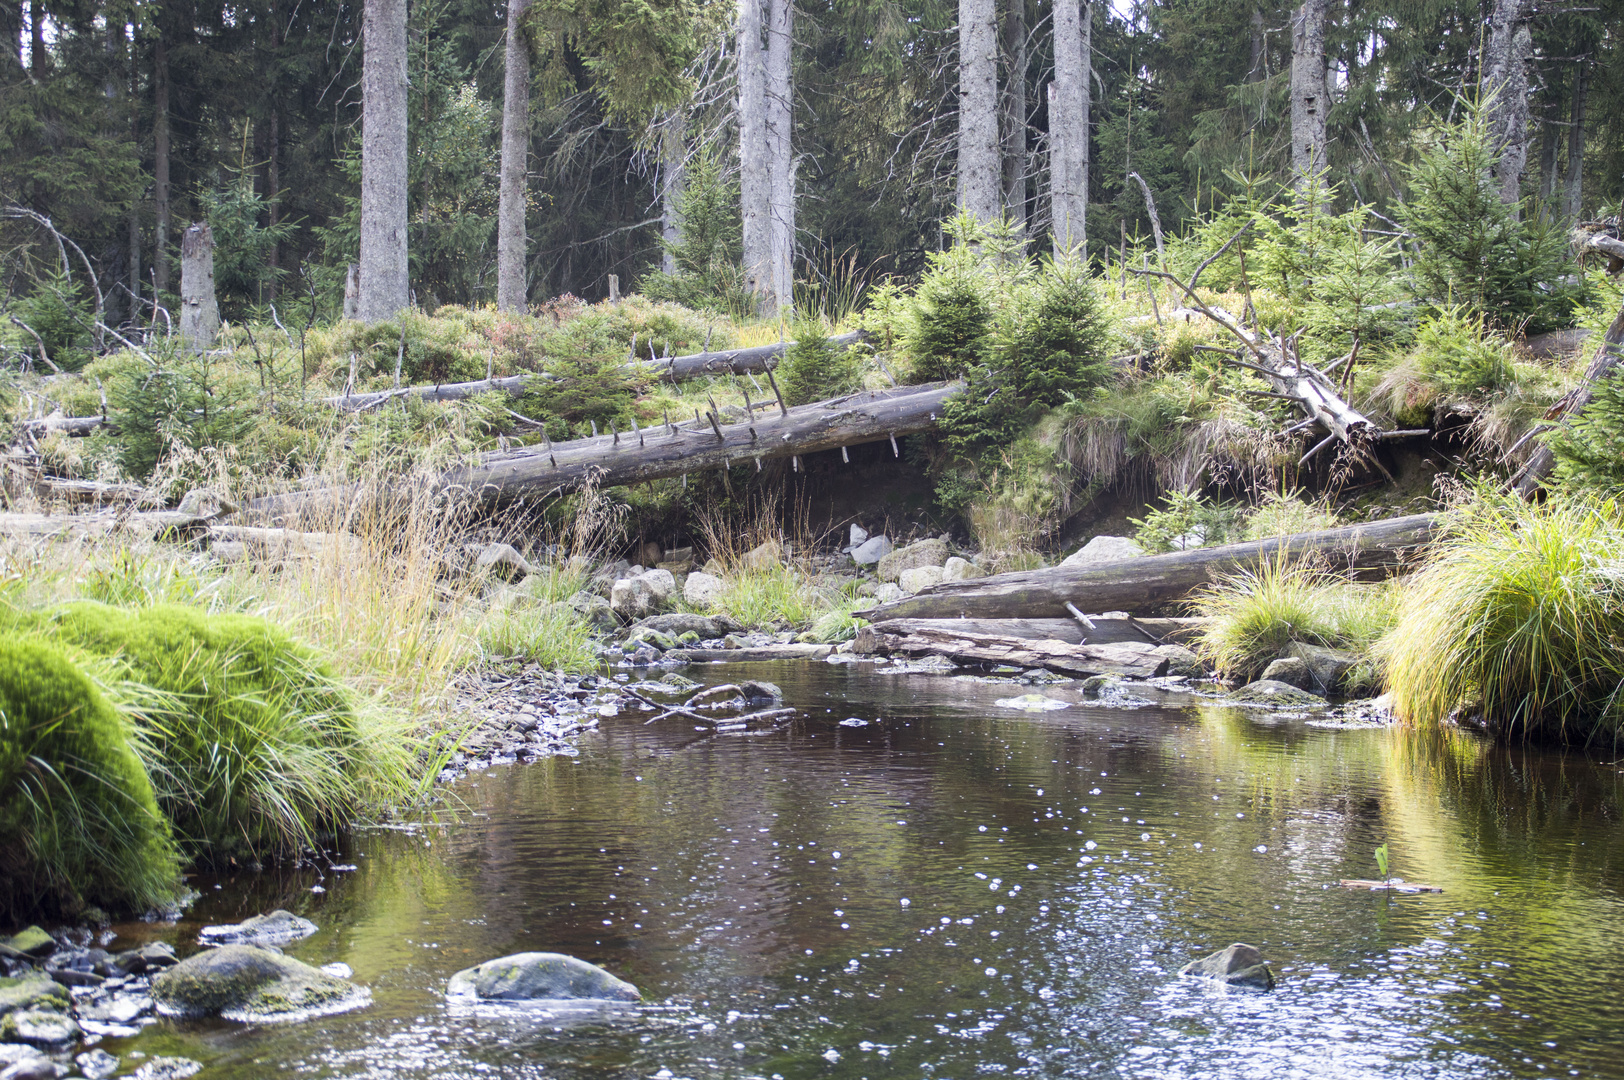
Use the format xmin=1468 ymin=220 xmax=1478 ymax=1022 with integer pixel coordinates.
xmin=1224 ymin=679 xmax=1328 ymax=707
xmin=1152 ymin=644 xmax=1204 ymax=678
xmin=567 ymin=592 xmax=617 ymax=633
xmin=609 ymin=577 xmax=657 ymax=619
xmin=132 ymin=1057 xmax=203 ymax=1080
xmin=0 ymin=1047 xmax=43 ymax=1069
xmin=446 ymin=953 xmax=640 ymax=1003
xmin=656 ymin=557 xmax=693 ymax=574
xmin=740 ymin=680 xmax=783 ymax=705
xmin=898 ymin=565 xmax=946 ymax=595
xmin=850 ymin=535 xmax=893 ymax=566
xmin=873 ymin=583 xmax=904 ymax=603
xmin=683 ymin=571 xmax=726 ymax=608
xmin=199 ymin=909 xmax=318 ymax=947
xmin=664 ymin=545 xmax=694 ymax=565
xmin=0 ymin=1057 xmax=53 ymax=1080
xmin=1179 ymin=943 xmax=1275 ymax=989
xmin=635 ymin=613 xmax=724 ymax=638
xmin=940 ymin=556 xmax=984 ymax=582
xmin=1061 ymin=535 xmax=1146 ymax=568
xmin=877 ymin=538 xmax=949 ymax=583
xmin=151 ymin=944 xmax=368 ymax=1021
xmin=0 ymin=976 xmax=67 ymax=1021
xmin=1260 ymin=656 xmax=1315 ymax=690
xmin=0 ymin=930 xmax=53 ymax=962
xmin=1284 ymin=642 xmax=1361 ymax=695
xmin=638 ymin=568 xmax=677 ymax=604
xmin=740 ymin=538 xmax=783 ymax=570
xmin=472 ymin=542 xmax=537 ymax=582
xmin=847 ymin=524 xmax=869 ymax=549
xmin=626 ymin=627 xmax=677 ymax=652
xmin=75 ymin=1049 xmax=121 ymax=1080
xmin=0 ymin=1010 xmax=78 ymax=1047
xmin=1079 ymin=674 xmax=1121 ymax=695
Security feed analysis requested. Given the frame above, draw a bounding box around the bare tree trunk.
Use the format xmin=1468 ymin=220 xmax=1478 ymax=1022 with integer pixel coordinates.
xmin=358 ymin=0 xmax=410 ymax=323
xmin=127 ymin=22 xmax=140 ymax=310
xmin=178 ymin=222 xmax=220 ymax=351
xmin=153 ymin=28 xmax=171 ymax=298
xmin=1481 ymin=0 xmax=1534 ymax=208
xmin=265 ymin=7 xmax=282 ymax=301
xmin=765 ymin=0 xmax=794 ymax=315
xmin=738 ymin=0 xmax=771 ymax=310
xmin=1001 ymin=0 xmax=1027 ymax=229
xmin=0 ymin=3 xmax=20 ymax=71
xmin=1289 ymin=0 xmax=1328 ymax=196
xmin=1537 ymin=100 xmax=1559 ymax=211
xmin=496 ymin=0 xmax=532 ymax=313
xmin=27 ymin=0 xmax=43 ymax=75
xmin=659 ymin=112 xmax=686 ymax=275
xmin=958 ymin=0 xmax=1000 ymax=223
xmin=1562 ymin=59 xmax=1588 ymax=221
xmin=1248 ymin=5 xmax=1265 ymax=82
xmin=1049 ymin=0 xmax=1088 ymax=252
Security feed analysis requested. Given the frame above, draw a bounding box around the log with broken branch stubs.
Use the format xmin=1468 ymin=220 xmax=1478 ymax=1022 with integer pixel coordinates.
xmin=865 ymin=513 xmax=1443 ymax=622
xmin=1512 ymin=294 xmax=1624 ymax=497
xmin=246 ymin=382 xmax=960 ymax=519
xmin=852 ymin=625 xmax=1173 ymax=678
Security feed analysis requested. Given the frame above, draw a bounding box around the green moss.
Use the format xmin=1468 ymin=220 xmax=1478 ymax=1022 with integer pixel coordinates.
xmin=0 ymin=636 xmax=181 ymax=920
xmin=0 ymin=973 xmax=70 ymax=1017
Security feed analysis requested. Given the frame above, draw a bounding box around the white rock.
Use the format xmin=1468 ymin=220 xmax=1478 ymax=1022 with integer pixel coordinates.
xmin=1060 ymin=535 xmax=1146 ymax=568
xmin=741 ymin=538 xmax=782 ymax=570
xmin=848 ymin=524 xmax=869 ymax=548
xmin=610 ymin=577 xmax=657 ymax=618
xmin=898 ymin=565 xmax=946 ymax=594
xmin=683 ymin=571 xmax=725 ymax=608
xmin=850 ymin=535 xmax=893 ymax=566
xmin=639 ymin=568 xmax=677 ymax=603
xmin=941 ymin=556 xmax=985 ymax=582
xmin=873 ymin=582 xmax=904 ymax=603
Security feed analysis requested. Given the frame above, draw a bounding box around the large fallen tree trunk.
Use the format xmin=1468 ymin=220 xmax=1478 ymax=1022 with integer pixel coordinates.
xmin=867 ymin=513 xmax=1443 ymax=622
xmin=1512 ymin=297 xmax=1624 ymax=497
xmin=0 ymin=510 xmax=215 ymax=540
xmin=852 ymin=625 xmax=1173 ymax=678
xmin=18 ymin=332 xmax=865 ymax=434
xmin=861 ymin=616 xmax=1201 ymax=646
xmin=248 ymin=382 xmax=959 ymax=519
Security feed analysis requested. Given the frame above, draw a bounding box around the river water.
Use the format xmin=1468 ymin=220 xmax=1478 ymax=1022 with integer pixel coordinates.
xmin=108 ymin=662 xmax=1624 ymax=1079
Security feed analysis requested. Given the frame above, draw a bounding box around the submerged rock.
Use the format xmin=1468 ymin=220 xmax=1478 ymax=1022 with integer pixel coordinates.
xmin=1224 ymin=679 xmax=1327 ymax=707
xmin=446 ymin=953 xmax=640 ymax=1002
xmin=199 ymin=909 xmax=318 ymax=947
xmin=1179 ymin=943 xmax=1275 ymax=989
xmin=150 ymin=944 xmax=368 ymax=1021
xmin=995 ymin=694 xmax=1070 ymax=712
xmin=0 ymin=975 xmax=68 ymax=1019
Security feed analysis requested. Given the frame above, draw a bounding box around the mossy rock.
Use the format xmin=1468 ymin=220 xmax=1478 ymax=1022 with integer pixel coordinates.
xmin=150 ymin=945 xmax=368 ymax=1021
xmin=1 ymin=927 xmax=56 ymax=959
xmin=0 ymin=636 xmax=181 ymax=921
xmin=0 ymin=1007 xmax=81 ymax=1046
xmin=446 ymin=952 xmax=640 ymax=1002
xmin=0 ymin=973 xmax=70 ymax=1018
xmin=32 ymin=602 xmax=365 ymax=858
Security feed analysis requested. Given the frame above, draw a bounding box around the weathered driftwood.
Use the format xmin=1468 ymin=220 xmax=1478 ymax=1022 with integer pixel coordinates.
xmin=17 ymin=415 xmax=106 ymax=437
xmin=0 ymin=510 xmax=214 ymax=540
xmin=206 ymin=524 xmax=364 ymax=562
xmin=867 ymin=513 xmax=1443 ymax=622
xmin=30 ymin=478 xmax=146 ymax=505
xmin=248 ymin=382 xmax=958 ymax=519
xmin=862 ymin=615 xmax=1201 ymax=646
xmin=853 ymin=624 xmax=1170 ymax=678
xmin=662 ymin=644 xmax=836 ymax=663
xmin=1513 ymin=297 xmax=1624 ymax=497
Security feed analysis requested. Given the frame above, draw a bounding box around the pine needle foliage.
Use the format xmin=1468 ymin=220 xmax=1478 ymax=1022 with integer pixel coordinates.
xmin=1549 ymin=367 xmax=1624 ymax=497
xmin=777 ymin=319 xmax=860 ymax=406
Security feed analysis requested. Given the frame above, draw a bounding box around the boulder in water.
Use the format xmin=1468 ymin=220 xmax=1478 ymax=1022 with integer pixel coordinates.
xmin=1179 ymin=943 xmax=1275 ymax=989
xmin=0 ymin=974 xmax=69 ymax=1018
xmin=0 ymin=1008 xmax=81 ymax=1047
xmin=1224 ymin=679 xmax=1327 ymax=707
xmin=199 ymin=909 xmax=317 ymax=947
xmin=151 ymin=944 xmax=368 ymax=1021
xmin=446 ymin=952 xmax=640 ymax=1002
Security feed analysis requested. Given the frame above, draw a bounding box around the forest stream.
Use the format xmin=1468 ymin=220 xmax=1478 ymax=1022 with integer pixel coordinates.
xmin=82 ymin=662 xmax=1624 ymax=1079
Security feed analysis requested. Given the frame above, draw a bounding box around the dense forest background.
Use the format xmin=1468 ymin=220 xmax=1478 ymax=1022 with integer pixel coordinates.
xmin=2 ymin=0 xmax=1620 ymax=325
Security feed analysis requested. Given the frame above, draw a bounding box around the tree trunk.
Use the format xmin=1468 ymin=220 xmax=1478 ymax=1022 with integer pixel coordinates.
xmin=854 ymin=626 xmax=1173 ymax=678
xmin=27 ymin=0 xmax=43 ymax=75
xmin=178 ymin=222 xmax=220 ymax=351
xmin=958 ymin=0 xmax=1000 ymax=223
xmin=765 ymin=0 xmax=794 ymax=315
xmin=1 ymin=3 xmax=20 ymax=71
xmin=1562 ymin=59 xmax=1588 ymax=221
xmin=1289 ymin=0 xmax=1328 ymax=194
xmin=1481 ymin=0 xmax=1534 ymax=208
xmin=867 ymin=513 xmax=1443 ymax=621
xmin=358 ymin=0 xmax=410 ymax=323
xmin=1248 ymin=5 xmax=1265 ymax=82
xmin=738 ymin=0 xmax=771 ymax=310
xmin=862 ymin=616 xmax=1200 ymax=646
xmin=1001 ymin=0 xmax=1027 ymax=228
xmin=497 ymin=0 xmax=532 ymax=313
xmin=153 ymin=27 xmax=171 ymax=298
xmin=1049 ymin=0 xmax=1088 ymax=251
xmin=1513 ymin=297 xmax=1624 ymax=497
xmin=659 ymin=113 xmax=686 ymax=275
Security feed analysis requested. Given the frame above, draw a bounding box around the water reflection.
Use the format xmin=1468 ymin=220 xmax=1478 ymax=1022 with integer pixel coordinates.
xmin=111 ymin=662 xmax=1624 ymax=1078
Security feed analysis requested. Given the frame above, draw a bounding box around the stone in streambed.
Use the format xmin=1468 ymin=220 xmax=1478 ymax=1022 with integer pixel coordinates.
xmin=739 ymin=680 xmax=783 ymax=705
xmin=0 ymin=1009 xmax=79 ymax=1047
xmin=0 ymin=929 xmax=54 ymax=962
xmin=0 ymin=1055 xmax=56 ymax=1080
xmin=150 ymin=944 xmax=368 ymax=1021
xmin=897 ymin=565 xmax=945 ymax=595
xmin=876 ymin=538 xmax=947 ymax=583
xmin=682 ymin=571 xmax=725 ymax=609
xmin=1284 ymin=641 xmax=1362 ymax=694
xmin=75 ymin=1049 xmax=121 ymax=1080
xmin=1061 ymin=535 xmax=1145 ymax=568
xmin=610 ymin=577 xmax=657 ymax=619
xmin=199 ymin=909 xmax=317 ymax=947
xmin=1179 ymin=943 xmax=1275 ymax=989
xmin=131 ymin=1058 xmax=203 ymax=1080
xmin=850 ymin=535 xmax=892 ymax=566
xmin=0 ymin=976 xmax=67 ymax=1020
xmin=1224 ymin=679 xmax=1327 ymax=707
xmin=1259 ymin=656 xmax=1315 ymax=691
xmin=940 ymin=556 xmax=984 ymax=582
xmin=446 ymin=953 xmax=640 ymax=1002
xmin=635 ymin=613 xmax=725 ymax=639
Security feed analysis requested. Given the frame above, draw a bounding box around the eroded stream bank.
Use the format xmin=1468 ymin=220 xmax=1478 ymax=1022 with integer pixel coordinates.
xmin=17 ymin=661 xmax=1624 ymax=1079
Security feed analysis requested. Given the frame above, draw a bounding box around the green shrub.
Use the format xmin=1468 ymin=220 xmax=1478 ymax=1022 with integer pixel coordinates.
xmin=711 ymin=566 xmax=822 ymax=630
xmin=1410 ymin=305 xmax=1516 ymax=398
xmin=1379 ymin=497 xmax=1624 ymax=744
xmin=34 ymin=602 xmax=413 ymax=860
xmin=640 ymin=149 xmax=751 ymax=316
xmin=1549 ymin=367 xmax=1624 ymax=497
xmin=1242 ymin=490 xmax=1342 ymax=540
xmin=0 ymin=636 xmax=181 ymax=919
xmin=776 ymin=320 xmax=860 ymax=406
xmin=544 ymin=296 xmax=727 ymax=363
xmin=1130 ymin=491 xmax=1243 ymax=553
xmin=3 ymin=268 xmax=93 ymax=372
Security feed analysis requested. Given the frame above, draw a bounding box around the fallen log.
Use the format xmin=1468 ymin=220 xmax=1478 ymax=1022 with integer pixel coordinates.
xmin=248 ymin=382 xmax=959 ymax=519
xmin=1512 ymin=296 xmax=1624 ymax=497
xmin=853 ymin=625 xmax=1170 ymax=678
xmin=16 ymin=415 xmax=106 ymax=437
xmin=662 ymin=644 xmax=836 ymax=663
xmin=862 ymin=616 xmax=1201 ymax=646
xmin=0 ymin=510 xmax=214 ymax=540
xmin=206 ymin=524 xmax=364 ymax=562
xmin=867 ymin=513 xmax=1443 ymax=622
xmin=30 ymin=478 xmax=147 ymax=505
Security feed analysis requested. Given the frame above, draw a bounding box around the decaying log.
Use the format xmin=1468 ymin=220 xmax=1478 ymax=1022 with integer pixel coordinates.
xmin=30 ymin=478 xmax=146 ymax=505
xmin=1512 ymin=296 xmax=1624 ymax=497
xmin=867 ymin=513 xmax=1443 ymax=622
xmin=662 ymin=644 xmax=835 ymax=663
xmin=248 ymin=382 xmax=959 ymax=519
xmin=862 ymin=616 xmax=1201 ymax=646
xmin=0 ymin=510 xmax=214 ymax=540
xmin=17 ymin=415 xmax=106 ymax=437
xmin=206 ymin=524 xmax=364 ymax=562
xmin=853 ymin=624 xmax=1171 ymax=678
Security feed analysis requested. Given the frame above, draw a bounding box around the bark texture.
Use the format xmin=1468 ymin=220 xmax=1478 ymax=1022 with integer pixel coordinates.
xmin=958 ymin=0 xmax=1000 ymax=223
xmin=1001 ymin=0 xmax=1027 ymax=227
xmin=853 ymin=626 xmax=1171 ymax=678
xmin=864 ymin=616 xmax=1200 ymax=646
xmin=866 ymin=514 xmax=1443 ymax=621
xmin=153 ymin=28 xmax=171 ymax=298
xmin=358 ymin=0 xmax=410 ymax=323
xmin=1481 ymin=0 xmax=1534 ymax=207
xmin=1563 ymin=60 xmax=1588 ymax=221
xmin=496 ymin=0 xmax=533 ymax=313
xmin=1289 ymin=0 xmax=1328 ymax=192
xmin=178 ymin=222 xmax=220 ymax=351
xmin=1048 ymin=0 xmax=1089 ymax=251
xmin=659 ymin=113 xmax=687 ymax=275
xmin=765 ymin=0 xmax=794 ymax=314
xmin=1513 ymin=297 xmax=1624 ymax=497
xmin=738 ymin=0 xmax=770 ymax=309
